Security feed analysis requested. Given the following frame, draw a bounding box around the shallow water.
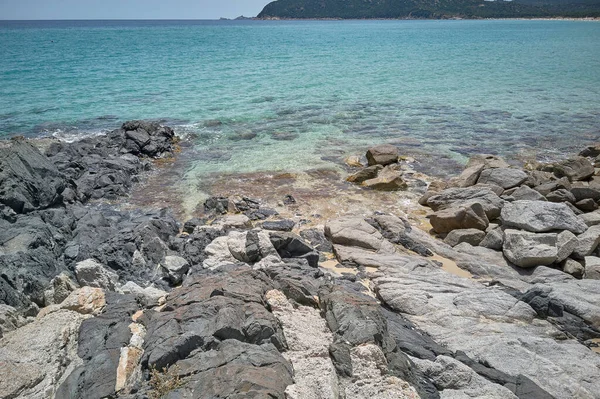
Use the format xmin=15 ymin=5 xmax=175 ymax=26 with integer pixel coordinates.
xmin=1 ymin=19 xmax=599 ymax=181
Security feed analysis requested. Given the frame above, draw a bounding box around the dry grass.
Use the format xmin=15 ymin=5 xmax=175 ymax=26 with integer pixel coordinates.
xmin=148 ymin=364 xmax=185 ymax=399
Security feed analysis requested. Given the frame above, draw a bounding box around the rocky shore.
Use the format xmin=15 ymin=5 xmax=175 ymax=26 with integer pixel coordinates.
xmin=1 ymin=121 xmax=599 ymax=399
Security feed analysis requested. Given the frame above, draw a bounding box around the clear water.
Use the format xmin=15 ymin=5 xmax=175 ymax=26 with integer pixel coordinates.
xmin=1 ymin=19 xmax=600 ymax=176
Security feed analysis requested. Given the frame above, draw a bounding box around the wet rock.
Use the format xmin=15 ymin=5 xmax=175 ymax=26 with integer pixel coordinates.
xmin=262 ymin=219 xmax=295 ymax=232
xmin=553 ymin=157 xmax=594 ymax=181
xmin=366 ymin=144 xmax=399 ymax=166
xmin=346 ymin=164 xmax=382 ymax=183
xmin=429 ymin=202 xmax=489 ymax=234
xmin=573 ymin=225 xmax=600 ymax=258
xmin=362 ymin=165 xmax=407 ymax=191
xmin=75 ymin=258 xmax=119 ymax=290
xmin=501 ymin=200 xmax=587 ymax=234
xmin=579 ymin=143 xmax=600 ymax=158
xmin=0 ymin=139 xmax=66 ymax=214
xmin=426 ymin=187 xmax=504 ymax=220
xmin=443 ymin=229 xmax=485 ymax=247
xmin=584 ymin=256 xmax=600 ymax=279
xmin=546 ymin=188 xmax=576 ymax=203
xmin=502 ymin=229 xmax=558 ymax=268
xmin=161 ymin=255 xmax=190 ymax=285
xmin=562 ymin=259 xmax=585 ymax=279
xmin=477 ymin=168 xmax=528 ymax=190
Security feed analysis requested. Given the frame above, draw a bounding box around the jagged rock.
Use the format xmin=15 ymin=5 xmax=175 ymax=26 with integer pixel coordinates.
xmin=573 ymin=225 xmax=600 ymax=258
xmin=426 ymin=187 xmax=504 ymax=220
xmin=465 ymin=154 xmax=510 ymax=170
xmin=502 ymin=229 xmax=558 ymax=268
xmin=366 ymin=144 xmax=399 ymax=166
xmin=0 ymin=309 xmax=87 ymax=399
xmin=75 ymin=258 xmax=119 ymax=290
xmin=183 ymin=217 xmax=205 ymax=234
xmin=477 ymin=168 xmax=528 ymax=190
xmin=346 ymin=165 xmax=382 ymax=183
xmin=43 ymin=272 xmax=78 ymax=306
xmin=0 ymin=305 xmax=27 ymax=338
xmin=553 ymin=157 xmax=595 ymax=181
xmin=449 ymin=164 xmax=484 ymax=187
xmin=556 ymin=230 xmax=578 ymax=263
xmin=562 ymin=259 xmax=585 ymax=278
xmin=269 ymin=231 xmax=318 ymax=267
xmin=443 ymin=229 xmax=485 ymax=247
xmin=262 ymin=219 xmax=295 ymax=232
xmin=429 ymin=202 xmax=489 ymax=234
xmin=39 ymin=286 xmax=107 ymax=318
xmin=299 ymin=228 xmax=333 ymax=253
xmin=501 ymin=200 xmax=587 ymax=234
xmin=161 ymin=255 xmax=190 ymax=285
xmin=584 ymin=256 xmax=600 ymax=279
xmin=510 ymin=185 xmax=546 ymax=201
xmin=0 ymin=139 xmax=66 ymax=214
xmin=479 ymin=227 xmax=504 ymax=250
xmin=362 ymin=165 xmax=407 ymax=191
xmin=546 ymin=188 xmax=576 ymax=203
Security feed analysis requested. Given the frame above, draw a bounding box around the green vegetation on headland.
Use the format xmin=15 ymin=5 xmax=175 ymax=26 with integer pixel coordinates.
xmin=257 ymin=0 xmax=600 ymax=19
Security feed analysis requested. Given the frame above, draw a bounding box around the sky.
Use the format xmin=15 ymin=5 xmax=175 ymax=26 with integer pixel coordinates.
xmin=0 ymin=0 xmax=271 ymax=20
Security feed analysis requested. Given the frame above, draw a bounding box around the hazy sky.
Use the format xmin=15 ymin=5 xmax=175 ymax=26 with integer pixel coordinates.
xmin=0 ymin=0 xmax=271 ymax=20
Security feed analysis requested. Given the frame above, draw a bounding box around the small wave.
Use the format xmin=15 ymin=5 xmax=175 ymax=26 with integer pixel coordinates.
xmin=48 ymin=128 xmax=108 ymax=143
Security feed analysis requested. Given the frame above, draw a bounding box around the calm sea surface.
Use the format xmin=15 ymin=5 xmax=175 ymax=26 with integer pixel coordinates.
xmin=1 ymin=19 xmax=599 ymax=175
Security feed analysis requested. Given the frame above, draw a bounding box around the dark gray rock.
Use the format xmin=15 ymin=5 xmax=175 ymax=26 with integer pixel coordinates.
xmin=575 ymin=198 xmax=598 ymax=212
xmin=553 ymin=157 xmax=594 ymax=181
xmin=546 ymin=188 xmax=576 ymax=203
xmin=0 ymin=139 xmax=66 ymax=214
xmin=269 ymin=231 xmax=318 ymax=267
xmin=262 ymin=219 xmax=295 ymax=232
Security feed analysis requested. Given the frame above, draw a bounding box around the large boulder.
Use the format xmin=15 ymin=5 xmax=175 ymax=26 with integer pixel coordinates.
xmin=509 ymin=185 xmax=546 ymax=202
xmin=448 ymin=164 xmax=484 ymax=188
xmin=366 ymin=144 xmax=399 ymax=166
xmin=500 ymin=200 xmax=588 ymax=234
xmin=553 ymin=157 xmax=594 ymax=181
xmin=0 ymin=139 xmax=66 ymax=214
xmin=429 ymin=203 xmax=489 ymax=234
xmin=572 ymin=225 xmax=600 ymax=258
xmin=502 ymin=230 xmax=558 ymax=268
xmin=477 ymin=168 xmax=528 ymax=190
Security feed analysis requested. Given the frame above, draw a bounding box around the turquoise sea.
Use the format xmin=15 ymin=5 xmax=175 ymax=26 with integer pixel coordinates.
xmin=1 ymin=19 xmax=600 ymax=177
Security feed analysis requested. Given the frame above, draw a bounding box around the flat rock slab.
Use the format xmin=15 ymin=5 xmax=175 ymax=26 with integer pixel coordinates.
xmin=477 ymin=168 xmax=528 ymax=190
xmin=501 ymin=200 xmax=588 ymax=234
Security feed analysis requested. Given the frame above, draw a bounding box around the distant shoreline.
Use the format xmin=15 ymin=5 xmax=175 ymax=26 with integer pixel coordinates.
xmin=254 ymin=16 xmax=600 ymax=21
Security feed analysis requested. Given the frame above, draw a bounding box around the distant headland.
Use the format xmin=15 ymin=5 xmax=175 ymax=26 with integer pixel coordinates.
xmin=257 ymin=0 xmax=600 ymax=19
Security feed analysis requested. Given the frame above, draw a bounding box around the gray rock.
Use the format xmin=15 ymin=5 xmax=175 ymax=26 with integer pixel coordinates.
xmin=571 ymin=186 xmax=600 ymax=202
xmin=556 ymin=230 xmax=578 ymax=263
xmin=546 ymin=188 xmax=576 ymax=203
xmin=449 ymin=164 xmax=484 ymax=188
xmin=262 ymin=219 xmax=295 ymax=232
xmin=426 ymin=187 xmax=504 ymax=220
xmin=0 ymin=309 xmax=86 ymax=399
xmin=575 ymin=198 xmax=598 ymax=212
xmin=584 ymin=256 xmax=600 ymax=279
xmin=509 ymin=185 xmax=546 ymax=202
xmin=120 ymin=281 xmax=166 ymax=307
xmin=500 ymin=200 xmax=588 ymax=234
xmin=443 ymin=229 xmax=486 ymax=247
xmin=430 ymin=202 xmax=489 ymax=234
xmin=366 ymin=144 xmax=399 ymax=166
xmin=579 ymin=143 xmax=600 ymax=158
xmin=346 ymin=165 xmax=382 ymax=183
xmin=465 ymin=154 xmax=510 ymax=170
xmin=0 ymin=139 xmax=66 ymax=214
xmin=477 ymin=168 xmax=528 ymax=190
xmin=161 ymin=255 xmax=190 ymax=285
xmin=533 ymin=177 xmax=571 ymax=196
xmin=324 ymin=217 xmax=393 ymax=252
xmin=75 ymin=259 xmax=119 ymax=290
xmin=562 ymin=259 xmax=585 ymax=278
xmin=573 ymin=225 xmax=600 ymax=258
xmin=502 ymin=229 xmax=558 ymax=268
xmin=479 ymin=228 xmax=504 ymax=250
xmin=0 ymin=305 xmax=27 ymax=338
xmin=553 ymin=157 xmax=595 ymax=181
xmin=580 ymin=210 xmax=600 ymax=227
xmin=473 ymin=183 xmax=504 ymax=196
